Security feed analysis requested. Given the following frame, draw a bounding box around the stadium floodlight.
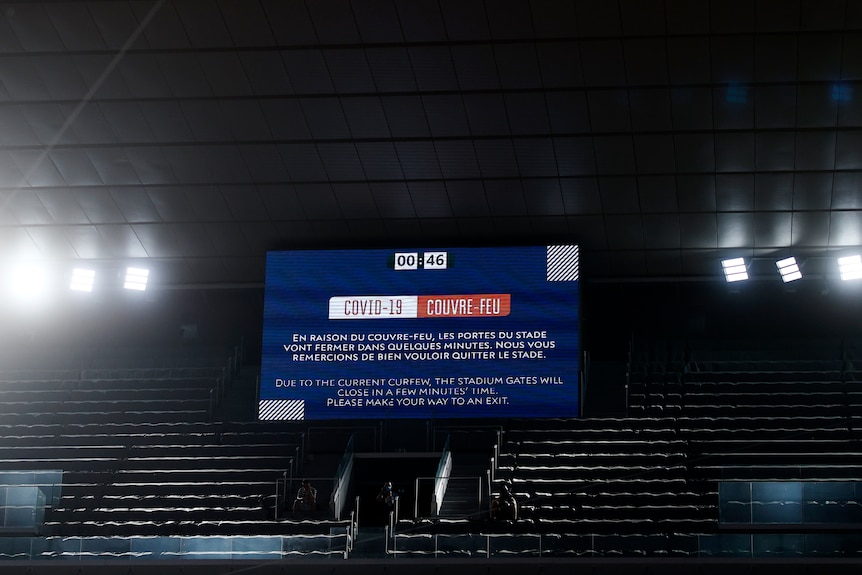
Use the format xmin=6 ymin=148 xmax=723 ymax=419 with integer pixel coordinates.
xmin=721 ymin=258 xmax=748 ymax=282
xmin=838 ymin=255 xmax=862 ymax=281
xmin=70 ymin=268 xmax=95 ymax=292
xmin=123 ymin=267 xmax=149 ymax=291
xmin=776 ymin=257 xmax=802 ymax=283
xmin=5 ymin=262 xmax=50 ymax=303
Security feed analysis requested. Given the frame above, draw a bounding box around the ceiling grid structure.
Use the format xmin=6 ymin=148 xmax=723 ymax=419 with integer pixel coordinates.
xmin=0 ymin=0 xmax=858 ymax=287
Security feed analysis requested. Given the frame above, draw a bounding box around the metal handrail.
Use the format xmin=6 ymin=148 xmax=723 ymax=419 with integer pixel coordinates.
xmin=354 ymin=495 xmax=360 ymax=530
xmin=432 ymin=435 xmax=452 ymax=515
xmin=273 ymin=458 xmax=294 ymax=518
xmin=389 ymin=497 xmax=399 ymax=535
xmin=384 ymin=524 xmax=390 ymax=555
xmin=331 ymin=435 xmax=354 ymax=520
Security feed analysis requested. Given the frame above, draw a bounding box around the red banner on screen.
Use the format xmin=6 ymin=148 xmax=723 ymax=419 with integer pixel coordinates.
xmin=417 ymin=294 xmax=511 ymax=318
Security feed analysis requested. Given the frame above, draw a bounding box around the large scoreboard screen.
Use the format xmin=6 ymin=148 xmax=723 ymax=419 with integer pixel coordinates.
xmin=259 ymin=245 xmax=580 ymax=421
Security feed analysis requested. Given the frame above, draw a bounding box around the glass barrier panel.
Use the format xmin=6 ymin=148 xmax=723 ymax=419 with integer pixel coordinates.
xmin=803 ymin=482 xmax=860 ymax=523
xmin=130 ymin=536 xmax=182 ymax=559
xmin=282 ymin=534 xmax=342 ymax=557
xmin=36 ymin=471 xmax=63 ymax=507
xmin=719 ymin=481 xmax=751 ymax=523
xmin=751 ymin=482 xmax=803 ymax=524
xmin=5 ymin=486 xmax=38 ymax=529
xmin=0 ymin=488 xmax=7 ymax=526
xmin=0 ymin=537 xmax=31 ymax=560
xmin=32 ymin=489 xmax=46 ymax=527
xmin=180 ymin=537 xmax=233 ymax=560
xmin=79 ymin=537 xmax=132 ymax=559
xmin=329 ymin=527 xmax=350 ymax=556
xmin=0 ymin=472 xmax=35 ymax=485
xmin=0 ymin=471 xmax=62 ymax=531
xmin=229 ymin=536 xmax=284 ymax=560
xmin=721 ymin=481 xmax=862 ymax=525
xmin=804 ymin=533 xmax=862 ymax=557
xmin=5 ymin=531 xmax=862 ymax=560
xmin=752 ymin=533 xmax=805 ymax=558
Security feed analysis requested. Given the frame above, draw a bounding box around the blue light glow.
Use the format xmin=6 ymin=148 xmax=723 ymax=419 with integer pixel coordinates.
xmin=832 ymin=84 xmax=852 ymax=102
xmin=726 ymin=83 xmax=748 ymax=104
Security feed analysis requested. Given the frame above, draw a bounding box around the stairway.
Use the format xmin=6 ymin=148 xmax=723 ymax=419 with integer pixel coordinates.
xmin=437 ymin=454 xmax=489 ymax=519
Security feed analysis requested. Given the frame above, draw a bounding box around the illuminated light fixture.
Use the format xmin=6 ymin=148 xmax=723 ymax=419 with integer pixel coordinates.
xmin=838 ymin=255 xmax=862 ymax=281
xmin=69 ymin=268 xmax=96 ymax=292
xmin=776 ymin=257 xmax=802 ymax=283
xmin=721 ymin=257 xmax=748 ymax=282
xmin=5 ymin=262 xmax=50 ymax=302
xmin=123 ymin=267 xmax=149 ymax=291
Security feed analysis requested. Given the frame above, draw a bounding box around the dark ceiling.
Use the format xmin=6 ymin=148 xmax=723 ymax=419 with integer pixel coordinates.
xmin=0 ymin=0 xmax=861 ymax=290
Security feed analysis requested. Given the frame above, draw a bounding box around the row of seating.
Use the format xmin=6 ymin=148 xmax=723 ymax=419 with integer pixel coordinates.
xmin=0 ymin=532 xmax=350 ymax=560
xmin=44 ymin=517 xmax=351 ymax=537
xmin=0 ymin=367 xmax=226 ymax=383
xmin=629 ymin=337 xmax=862 ymax=501
xmin=476 ymin=338 xmax=862 ymax=541
xmin=0 ymin=344 xmax=236 ymax=370
xmin=0 ymin=346 xmax=321 ymax=540
xmin=5 ymin=335 xmax=858 ymax=552
xmin=490 ymin=415 xmax=716 ymax=535
xmin=0 ymin=409 xmax=211 ymax=426
xmin=393 ymin=528 xmax=706 ymax=555
xmin=629 ymin=382 xmax=861 ymax=415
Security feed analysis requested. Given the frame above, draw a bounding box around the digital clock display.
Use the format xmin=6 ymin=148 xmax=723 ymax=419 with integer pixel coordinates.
xmin=393 ymin=252 xmax=448 ymax=270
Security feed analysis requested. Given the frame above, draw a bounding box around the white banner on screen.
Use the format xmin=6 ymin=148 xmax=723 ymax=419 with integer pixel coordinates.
xmin=329 ymin=295 xmax=418 ymax=320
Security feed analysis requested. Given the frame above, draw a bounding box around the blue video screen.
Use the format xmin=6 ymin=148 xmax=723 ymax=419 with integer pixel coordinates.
xmin=259 ymin=245 xmax=580 ymax=420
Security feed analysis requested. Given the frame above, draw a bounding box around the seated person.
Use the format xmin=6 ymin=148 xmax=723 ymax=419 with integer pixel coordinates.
xmin=489 ymin=482 xmax=518 ymax=521
xmin=292 ymin=479 xmax=317 ymax=513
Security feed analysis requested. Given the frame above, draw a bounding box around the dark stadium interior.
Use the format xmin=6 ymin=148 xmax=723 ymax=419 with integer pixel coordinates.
xmin=1 ymin=0 xmax=862 ymax=573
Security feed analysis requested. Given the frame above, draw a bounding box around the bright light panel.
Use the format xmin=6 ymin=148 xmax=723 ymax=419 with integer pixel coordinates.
xmin=838 ymin=255 xmax=862 ymax=281
xmin=123 ymin=267 xmax=149 ymax=291
xmin=70 ymin=268 xmax=95 ymax=292
xmin=776 ymin=257 xmax=802 ymax=283
xmin=5 ymin=263 xmax=50 ymax=302
xmin=721 ymin=258 xmax=748 ymax=282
